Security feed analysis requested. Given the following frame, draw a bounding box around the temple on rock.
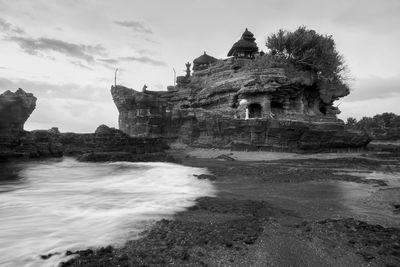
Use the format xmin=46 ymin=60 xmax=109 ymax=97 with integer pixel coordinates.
xmin=111 ymin=28 xmax=370 ymax=151
xmin=193 ymin=52 xmax=218 ymax=71
xmin=227 ymin=28 xmax=259 ymax=59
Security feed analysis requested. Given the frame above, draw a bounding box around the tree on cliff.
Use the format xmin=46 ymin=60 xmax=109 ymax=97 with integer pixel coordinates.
xmin=266 ymin=26 xmax=348 ymax=83
xmin=346 ymin=117 xmax=357 ymax=128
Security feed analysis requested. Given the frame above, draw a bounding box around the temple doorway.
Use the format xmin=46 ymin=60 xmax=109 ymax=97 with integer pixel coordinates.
xmin=271 ymin=101 xmax=284 ymax=115
xmin=248 ymin=103 xmax=262 ymax=118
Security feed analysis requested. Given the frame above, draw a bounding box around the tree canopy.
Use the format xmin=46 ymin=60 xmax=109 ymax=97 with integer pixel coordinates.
xmin=266 ymin=26 xmax=347 ymax=83
xmin=345 ymin=113 xmax=400 ymax=140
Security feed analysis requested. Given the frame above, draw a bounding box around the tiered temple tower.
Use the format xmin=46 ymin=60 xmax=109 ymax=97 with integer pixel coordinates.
xmin=227 ymin=28 xmax=259 ymax=59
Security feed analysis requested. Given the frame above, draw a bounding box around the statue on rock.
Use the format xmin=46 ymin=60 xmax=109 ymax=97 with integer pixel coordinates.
xmin=185 ymin=62 xmax=191 ymax=77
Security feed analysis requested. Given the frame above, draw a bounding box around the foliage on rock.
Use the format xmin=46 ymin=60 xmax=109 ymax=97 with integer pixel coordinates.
xmin=266 ymin=26 xmax=349 ymax=89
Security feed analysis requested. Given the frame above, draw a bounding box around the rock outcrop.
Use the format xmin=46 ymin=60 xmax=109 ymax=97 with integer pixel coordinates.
xmin=0 ymin=88 xmax=169 ymax=161
xmin=111 ymin=57 xmax=370 ymax=151
xmin=0 ymin=88 xmax=36 ymax=145
xmin=0 ymin=89 xmax=64 ymax=159
xmin=60 ymin=125 xmax=171 ymax=162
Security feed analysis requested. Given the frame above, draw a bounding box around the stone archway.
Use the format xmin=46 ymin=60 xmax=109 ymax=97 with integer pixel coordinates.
xmin=248 ymin=103 xmax=262 ymax=118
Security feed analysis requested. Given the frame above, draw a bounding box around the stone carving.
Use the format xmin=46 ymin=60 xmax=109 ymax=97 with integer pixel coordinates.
xmin=185 ymin=62 xmax=191 ymax=77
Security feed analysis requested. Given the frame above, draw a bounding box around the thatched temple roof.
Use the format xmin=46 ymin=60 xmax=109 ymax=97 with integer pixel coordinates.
xmin=193 ymin=52 xmax=218 ymax=65
xmin=227 ymin=28 xmax=259 ymax=57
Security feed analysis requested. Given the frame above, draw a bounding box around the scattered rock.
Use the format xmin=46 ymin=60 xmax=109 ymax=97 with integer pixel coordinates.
xmin=294 ymin=218 xmax=400 ymax=265
xmin=215 ymin=154 xmax=236 ymax=161
xmin=39 ymin=252 xmax=60 ymax=260
xmin=194 ymin=174 xmax=217 ymax=181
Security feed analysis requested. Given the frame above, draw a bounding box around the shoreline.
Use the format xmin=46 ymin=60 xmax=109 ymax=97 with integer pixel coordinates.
xmin=57 ymin=148 xmax=400 ymax=266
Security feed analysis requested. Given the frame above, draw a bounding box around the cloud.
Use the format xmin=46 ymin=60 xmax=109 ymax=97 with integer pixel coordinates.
xmin=346 ymin=75 xmax=400 ymax=101
xmin=0 ymin=17 xmax=24 ymax=34
xmin=97 ymin=56 xmax=167 ymax=67
xmin=114 ymin=20 xmax=153 ymax=34
xmin=1 ymin=18 xmax=109 ymax=68
xmin=98 ymin=58 xmax=118 ymax=64
xmin=0 ymin=77 xmax=111 ymax=103
xmin=120 ymin=56 xmax=167 ymax=67
xmin=332 ymin=1 xmax=400 ymax=34
xmin=339 ymin=97 xmax=400 ymax=120
xmin=7 ymin=36 xmax=106 ymax=62
xmin=69 ymin=60 xmax=93 ymax=70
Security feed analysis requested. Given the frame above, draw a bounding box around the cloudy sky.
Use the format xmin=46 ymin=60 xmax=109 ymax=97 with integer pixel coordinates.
xmin=0 ymin=0 xmax=399 ymax=132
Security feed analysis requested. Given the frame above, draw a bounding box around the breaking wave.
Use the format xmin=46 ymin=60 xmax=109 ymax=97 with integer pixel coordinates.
xmin=0 ymin=158 xmax=216 ymax=267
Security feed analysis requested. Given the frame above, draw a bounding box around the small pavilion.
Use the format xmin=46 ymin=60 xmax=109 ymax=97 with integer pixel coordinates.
xmin=227 ymin=28 xmax=259 ymax=59
xmin=193 ymin=52 xmax=218 ymax=71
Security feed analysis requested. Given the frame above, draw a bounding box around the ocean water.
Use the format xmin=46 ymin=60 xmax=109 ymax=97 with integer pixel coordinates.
xmin=0 ymin=158 xmax=216 ymax=267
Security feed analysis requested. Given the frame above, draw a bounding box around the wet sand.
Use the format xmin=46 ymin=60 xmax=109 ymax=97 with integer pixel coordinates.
xmin=62 ymin=149 xmax=400 ymax=267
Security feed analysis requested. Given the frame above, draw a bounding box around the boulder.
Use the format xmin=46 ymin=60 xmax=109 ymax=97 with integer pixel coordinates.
xmin=0 ymin=88 xmax=36 ymax=145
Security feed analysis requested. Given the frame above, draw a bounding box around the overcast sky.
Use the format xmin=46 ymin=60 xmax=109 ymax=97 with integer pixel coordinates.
xmin=1 ymin=0 xmax=399 ymax=132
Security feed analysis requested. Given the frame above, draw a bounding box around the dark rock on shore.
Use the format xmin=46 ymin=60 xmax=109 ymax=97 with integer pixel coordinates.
xmin=61 ymin=124 xmax=170 ymax=162
xmin=0 ymin=88 xmax=170 ymax=161
xmin=194 ymin=174 xmax=217 ymax=181
xmin=61 ymin=197 xmax=291 ymax=267
xmin=0 ymin=88 xmax=36 ymax=145
xmin=215 ymin=154 xmax=236 ymax=161
xmin=60 ymin=154 xmax=400 ymax=266
xmin=78 ymin=151 xmax=174 ymax=163
xmin=295 ymin=218 xmax=400 ymax=266
xmin=0 ymin=89 xmax=64 ymax=160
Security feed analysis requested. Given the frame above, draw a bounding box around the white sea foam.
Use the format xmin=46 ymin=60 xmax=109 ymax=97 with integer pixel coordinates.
xmin=0 ymin=158 xmax=216 ymax=267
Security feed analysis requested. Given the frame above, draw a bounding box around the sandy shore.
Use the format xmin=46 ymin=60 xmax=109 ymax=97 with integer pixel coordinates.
xmin=61 ymin=148 xmax=400 ymax=267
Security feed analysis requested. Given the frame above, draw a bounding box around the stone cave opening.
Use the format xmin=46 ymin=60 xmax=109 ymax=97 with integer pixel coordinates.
xmin=319 ymin=106 xmax=327 ymax=115
xmin=271 ymin=101 xmax=284 ymax=115
xmin=248 ymin=103 xmax=262 ymax=118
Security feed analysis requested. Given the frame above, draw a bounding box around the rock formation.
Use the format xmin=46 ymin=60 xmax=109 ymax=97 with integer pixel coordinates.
xmin=60 ymin=125 xmax=171 ymax=162
xmin=0 ymin=89 xmax=169 ymax=161
xmin=0 ymin=88 xmax=36 ymax=145
xmin=111 ymin=29 xmax=370 ymax=151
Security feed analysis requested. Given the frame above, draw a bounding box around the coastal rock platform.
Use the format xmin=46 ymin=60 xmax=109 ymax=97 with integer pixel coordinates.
xmin=62 ymin=149 xmax=400 ymax=267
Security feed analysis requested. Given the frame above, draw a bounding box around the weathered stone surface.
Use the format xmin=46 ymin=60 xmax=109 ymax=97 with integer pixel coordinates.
xmin=77 ymin=151 xmax=174 ymax=162
xmin=60 ymin=124 xmax=169 ymax=162
xmin=111 ymin=57 xmax=370 ymax=151
xmin=0 ymin=88 xmax=168 ymax=161
xmin=0 ymin=89 xmax=65 ymax=159
xmin=0 ymin=88 xmax=36 ymax=145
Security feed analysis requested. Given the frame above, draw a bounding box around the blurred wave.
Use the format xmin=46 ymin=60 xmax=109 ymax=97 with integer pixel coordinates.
xmin=0 ymin=158 xmax=216 ymax=267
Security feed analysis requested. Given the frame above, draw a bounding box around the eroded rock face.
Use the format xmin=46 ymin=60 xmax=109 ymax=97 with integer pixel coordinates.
xmin=0 ymin=88 xmax=36 ymax=145
xmin=0 ymin=89 xmax=62 ymax=159
xmin=60 ymin=125 xmax=170 ymax=162
xmin=111 ymin=58 xmax=370 ymax=151
xmin=0 ymin=89 xmax=169 ymax=161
